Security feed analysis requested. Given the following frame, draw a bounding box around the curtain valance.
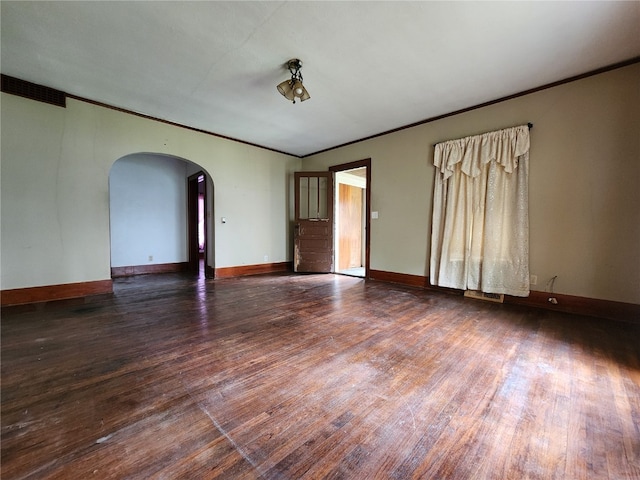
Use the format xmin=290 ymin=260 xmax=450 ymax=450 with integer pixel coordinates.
xmin=434 ymin=125 xmax=530 ymax=180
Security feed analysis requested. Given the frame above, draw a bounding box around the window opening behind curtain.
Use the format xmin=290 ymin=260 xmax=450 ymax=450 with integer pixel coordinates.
xmin=430 ymin=125 xmax=530 ymax=297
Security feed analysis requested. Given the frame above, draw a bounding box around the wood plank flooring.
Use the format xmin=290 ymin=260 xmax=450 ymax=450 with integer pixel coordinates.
xmin=2 ymin=272 xmax=639 ymax=479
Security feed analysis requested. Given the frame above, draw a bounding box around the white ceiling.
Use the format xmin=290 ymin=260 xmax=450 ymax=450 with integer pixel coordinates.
xmin=2 ymin=1 xmax=639 ymax=157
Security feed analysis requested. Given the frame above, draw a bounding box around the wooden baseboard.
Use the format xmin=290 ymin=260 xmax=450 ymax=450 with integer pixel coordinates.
xmin=369 ymin=269 xmax=461 ymax=295
xmin=504 ymin=291 xmax=640 ymax=323
xmin=5 ymin=267 xmax=637 ymax=322
xmin=111 ymin=262 xmax=189 ymax=277
xmin=215 ymin=261 xmax=292 ymax=279
xmin=369 ymin=269 xmax=431 ymax=289
xmin=368 ymin=269 xmax=640 ymax=323
xmin=1 ymin=279 xmax=113 ymax=307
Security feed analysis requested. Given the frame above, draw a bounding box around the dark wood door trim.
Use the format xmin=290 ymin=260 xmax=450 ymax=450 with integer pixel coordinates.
xmin=330 ymin=159 xmax=371 ymax=279
xmin=187 ymin=172 xmax=207 ymax=276
xmin=187 ymin=174 xmax=199 ymax=273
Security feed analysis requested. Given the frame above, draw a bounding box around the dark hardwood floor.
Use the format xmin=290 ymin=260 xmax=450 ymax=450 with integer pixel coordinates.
xmin=2 ymin=272 xmax=639 ymax=479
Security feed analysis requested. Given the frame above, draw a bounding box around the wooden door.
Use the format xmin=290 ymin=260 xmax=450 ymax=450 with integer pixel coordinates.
xmin=294 ymin=172 xmax=334 ymax=273
xmin=338 ymin=183 xmax=363 ymax=270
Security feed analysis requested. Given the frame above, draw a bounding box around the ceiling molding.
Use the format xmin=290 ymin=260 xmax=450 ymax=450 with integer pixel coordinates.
xmin=2 ymin=56 xmax=638 ymax=160
xmin=1 ymin=78 xmax=298 ymax=158
xmin=302 ymin=56 xmax=640 ymax=158
xmin=64 ymin=93 xmax=299 ymax=158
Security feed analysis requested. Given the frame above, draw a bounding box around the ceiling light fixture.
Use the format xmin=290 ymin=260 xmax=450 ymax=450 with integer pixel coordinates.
xmin=277 ymin=58 xmax=310 ymax=104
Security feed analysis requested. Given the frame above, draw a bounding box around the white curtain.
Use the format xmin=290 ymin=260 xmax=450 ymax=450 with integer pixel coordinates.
xmin=430 ymin=125 xmax=530 ymax=297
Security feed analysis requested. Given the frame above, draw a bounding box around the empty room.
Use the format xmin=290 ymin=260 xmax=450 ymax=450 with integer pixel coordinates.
xmin=1 ymin=2 xmax=639 ymax=479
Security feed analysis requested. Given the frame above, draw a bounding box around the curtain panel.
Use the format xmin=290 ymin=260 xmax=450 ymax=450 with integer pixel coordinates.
xmin=430 ymin=125 xmax=530 ymax=297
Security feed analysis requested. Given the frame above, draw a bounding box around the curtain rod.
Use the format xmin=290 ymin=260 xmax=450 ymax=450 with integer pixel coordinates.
xmin=528 ymin=122 xmax=533 ymax=129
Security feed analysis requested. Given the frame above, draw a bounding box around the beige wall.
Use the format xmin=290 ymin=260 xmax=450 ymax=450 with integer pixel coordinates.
xmin=303 ymin=64 xmax=640 ymax=304
xmin=1 ymin=95 xmax=300 ymax=291
xmin=2 ymin=64 xmax=638 ymax=305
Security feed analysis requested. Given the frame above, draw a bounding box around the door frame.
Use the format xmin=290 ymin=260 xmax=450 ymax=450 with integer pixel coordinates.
xmin=329 ymin=159 xmax=371 ymax=279
xmin=187 ymin=171 xmax=207 ymax=276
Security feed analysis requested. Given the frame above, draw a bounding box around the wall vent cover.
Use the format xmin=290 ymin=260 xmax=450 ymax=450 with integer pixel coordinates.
xmin=1 ymin=75 xmax=66 ymax=107
xmin=464 ymin=290 xmax=505 ymax=303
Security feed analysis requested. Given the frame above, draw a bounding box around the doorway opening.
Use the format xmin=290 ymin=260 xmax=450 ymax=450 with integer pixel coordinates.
xmin=330 ymin=159 xmax=371 ymax=278
xmin=188 ymin=172 xmax=208 ymax=277
xmin=109 ymin=154 xmax=213 ymax=279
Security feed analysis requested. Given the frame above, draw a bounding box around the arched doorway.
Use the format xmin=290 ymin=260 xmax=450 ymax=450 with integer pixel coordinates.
xmin=109 ymin=153 xmax=214 ymax=278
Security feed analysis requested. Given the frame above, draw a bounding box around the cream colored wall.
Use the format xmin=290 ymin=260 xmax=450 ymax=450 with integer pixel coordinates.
xmin=3 ymin=65 xmax=638 ymax=303
xmin=1 ymin=95 xmax=300 ymax=290
xmin=109 ymin=154 xmax=189 ymax=267
xmin=303 ymin=64 xmax=640 ymax=304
